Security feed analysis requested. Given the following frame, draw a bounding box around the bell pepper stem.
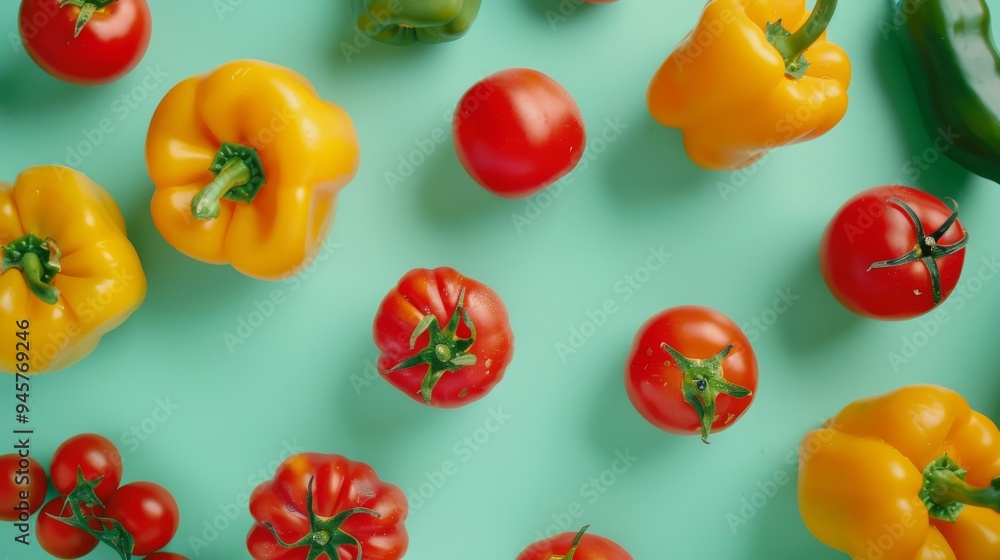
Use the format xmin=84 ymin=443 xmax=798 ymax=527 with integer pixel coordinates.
xmin=925 ymin=468 xmax=1000 ymax=515
xmin=191 ymin=158 xmax=252 ymax=220
xmin=21 ymin=252 xmax=59 ymax=305
xmin=772 ymin=0 xmax=838 ymax=67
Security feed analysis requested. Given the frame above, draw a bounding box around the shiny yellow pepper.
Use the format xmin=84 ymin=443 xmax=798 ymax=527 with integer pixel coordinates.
xmin=146 ymin=59 xmax=360 ymax=280
xmin=647 ymin=0 xmax=851 ymax=171
xmin=799 ymin=385 xmax=1000 ymax=560
xmin=0 ymin=167 xmax=147 ymax=374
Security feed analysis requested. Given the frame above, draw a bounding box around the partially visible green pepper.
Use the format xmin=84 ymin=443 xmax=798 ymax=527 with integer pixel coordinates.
xmin=356 ymin=0 xmax=482 ymax=45
xmin=895 ymin=0 xmax=1000 ymax=185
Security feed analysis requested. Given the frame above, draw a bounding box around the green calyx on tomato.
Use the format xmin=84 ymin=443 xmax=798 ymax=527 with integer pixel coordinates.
xmin=58 ymin=0 xmax=118 ymax=37
xmin=387 ymin=288 xmax=477 ymax=404
xmin=866 ymin=197 xmax=969 ymax=304
xmin=2 ymin=233 xmax=61 ymax=304
xmin=263 ymin=477 xmax=380 ymax=560
xmin=52 ymin=467 xmax=135 ymax=559
xmin=661 ymin=342 xmax=752 ymax=444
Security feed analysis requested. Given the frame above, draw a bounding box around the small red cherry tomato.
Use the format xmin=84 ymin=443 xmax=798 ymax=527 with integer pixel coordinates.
xmin=103 ymin=481 xmax=180 ymax=556
xmin=36 ymin=497 xmax=102 ymax=559
xmin=50 ymin=433 xmax=123 ymax=502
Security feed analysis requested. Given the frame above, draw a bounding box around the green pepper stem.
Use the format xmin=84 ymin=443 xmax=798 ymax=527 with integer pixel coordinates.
xmin=191 ymin=158 xmax=251 ymax=220
xmin=772 ymin=0 xmax=838 ymax=67
xmin=21 ymin=252 xmax=59 ymax=305
xmin=925 ymin=469 xmax=1000 ymax=514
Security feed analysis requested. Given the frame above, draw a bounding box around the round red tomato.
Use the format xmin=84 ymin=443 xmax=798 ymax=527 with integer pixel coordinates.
xmin=143 ymin=554 xmax=189 ymax=560
xmin=50 ymin=433 xmax=123 ymax=502
xmin=820 ymin=185 xmax=967 ymax=320
xmin=625 ymin=305 xmax=758 ymax=443
xmin=517 ymin=526 xmax=632 ymax=560
xmin=36 ymin=497 xmax=102 ymax=559
xmin=103 ymin=481 xmax=180 ymax=556
xmin=0 ymin=453 xmax=47 ymax=522
xmin=453 ymin=68 xmax=586 ymax=199
xmin=373 ymin=267 xmax=515 ymax=408
xmin=18 ymin=0 xmax=152 ymax=85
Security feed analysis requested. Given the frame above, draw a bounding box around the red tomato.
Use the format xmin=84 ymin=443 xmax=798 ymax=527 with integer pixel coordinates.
xmin=0 ymin=453 xmax=47 ymax=522
xmin=373 ymin=267 xmax=515 ymax=408
xmin=144 ymin=554 xmax=189 ymax=560
xmin=103 ymin=481 xmax=180 ymax=556
xmin=18 ymin=0 xmax=152 ymax=85
xmin=517 ymin=526 xmax=633 ymax=560
xmin=36 ymin=497 xmax=102 ymax=559
xmin=625 ymin=305 xmax=758 ymax=443
xmin=50 ymin=433 xmax=123 ymax=502
xmin=820 ymin=185 xmax=967 ymax=320
xmin=247 ymin=453 xmax=408 ymax=560
xmin=453 ymin=68 xmax=586 ymax=199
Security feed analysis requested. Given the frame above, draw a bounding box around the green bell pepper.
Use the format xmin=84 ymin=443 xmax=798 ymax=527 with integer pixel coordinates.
xmin=895 ymin=0 xmax=1000 ymax=185
xmin=356 ymin=0 xmax=482 ymax=45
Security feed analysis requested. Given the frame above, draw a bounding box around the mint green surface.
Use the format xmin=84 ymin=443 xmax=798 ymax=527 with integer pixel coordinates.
xmin=2 ymin=1 xmax=1000 ymax=558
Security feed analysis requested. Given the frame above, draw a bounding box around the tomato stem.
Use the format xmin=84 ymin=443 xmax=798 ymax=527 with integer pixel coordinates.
xmin=768 ymin=0 xmax=838 ymax=78
xmin=51 ymin=467 xmax=135 ymax=560
xmin=2 ymin=234 xmax=61 ymax=305
xmin=554 ymin=525 xmax=590 ymax=560
xmin=921 ymin=454 xmax=1000 ymax=522
xmin=58 ymin=0 xmax=119 ymax=37
xmin=867 ymin=197 xmax=968 ymax=304
xmin=386 ymin=288 xmax=477 ymax=404
xmin=190 ymin=143 xmax=267 ymax=221
xmin=263 ymin=477 xmax=380 ymax=560
xmin=661 ymin=342 xmax=752 ymax=444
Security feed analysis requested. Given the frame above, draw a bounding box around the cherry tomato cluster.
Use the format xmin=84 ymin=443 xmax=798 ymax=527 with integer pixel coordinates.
xmin=30 ymin=433 xmax=184 ymax=560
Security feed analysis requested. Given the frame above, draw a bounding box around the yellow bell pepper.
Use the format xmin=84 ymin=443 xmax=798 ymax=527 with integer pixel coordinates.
xmin=647 ymin=0 xmax=851 ymax=171
xmin=0 ymin=166 xmax=146 ymax=374
xmin=146 ymin=59 xmax=359 ymax=280
xmin=798 ymin=385 xmax=1000 ymax=560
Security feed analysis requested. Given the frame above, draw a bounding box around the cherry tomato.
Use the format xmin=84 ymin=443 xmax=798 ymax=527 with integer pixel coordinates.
xmin=517 ymin=526 xmax=633 ymax=560
xmin=50 ymin=433 xmax=123 ymax=502
xmin=103 ymin=481 xmax=180 ymax=556
xmin=819 ymin=185 xmax=968 ymax=320
xmin=0 ymin=453 xmax=46 ymax=522
xmin=373 ymin=267 xmax=515 ymax=408
xmin=143 ymin=553 xmax=189 ymax=560
xmin=625 ymin=305 xmax=758 ymax=443
xmin=18 ymin=0 xmax=152 ymax=85
xmin=453 ymin=68 xmax=586 ymax=199
xmin=36 ymin=497 xmax=102 ymax=559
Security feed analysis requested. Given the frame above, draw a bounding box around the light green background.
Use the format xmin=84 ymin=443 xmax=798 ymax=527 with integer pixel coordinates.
xmin=2 ymin=0 xmax=1000 ymax=558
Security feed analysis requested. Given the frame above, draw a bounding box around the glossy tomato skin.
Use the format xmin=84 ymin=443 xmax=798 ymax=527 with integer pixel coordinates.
xmin=453 ymin=68 xmax=586 ymax=199
xmin=247 ymin=453 xmax=408 ymax=560
xmin=373 ymin=267 xmax=515 ymax=408
xmin=50 ymin=433 xmax=123 ymax=502
xmin=36 ymin=497 xmax=102 ymax=559
xmin=18 ymin=0 xmax=152 ymax=85
xmin=143 ymin=554 xmax=189 ymax=560
xmin=517 ymin=530 xmax=633 ymax=560
xmin=820 ymin=185 xmax=966 ymax=320
xmin=103 ymin=481 xmax=180 ymax=556
xmin=0 ymin=453 xmax=47 ymax=522
xmin=625 ymin=306 xmax=758 ymax=436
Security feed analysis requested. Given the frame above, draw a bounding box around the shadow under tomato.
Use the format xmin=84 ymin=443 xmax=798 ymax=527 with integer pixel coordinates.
xmin=0 ymin=55 xmax=108 ymax=114
xmin=771 ymin=248 xmax=861 ymax=356
xmin=871 ymin=5 xmax=975 ymax=201
xmin=601 ymin=109 xmax=715 ymax=209
xmin=416 ymin=145 xmax=515 ymax=232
